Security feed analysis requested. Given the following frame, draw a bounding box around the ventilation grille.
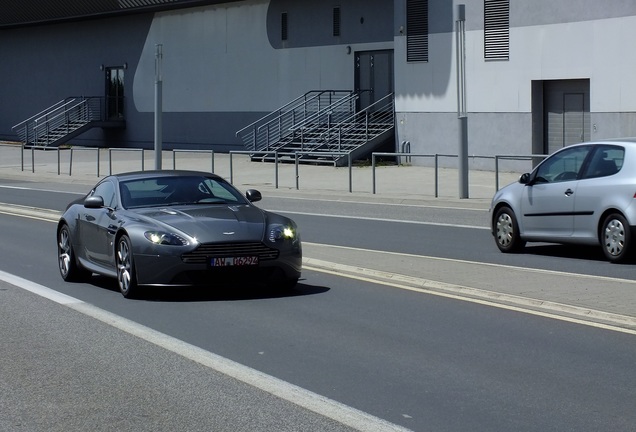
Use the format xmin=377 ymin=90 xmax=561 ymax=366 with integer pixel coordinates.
xmin=406 ymin=0 xmax=428 ymax=62
xmin=333 ymin=7 xmax=341 ymax=37
xmin=484 ymin=0 xmax=510 ymax=60
xmin=281 ymin=12 xmax=288 ymax=41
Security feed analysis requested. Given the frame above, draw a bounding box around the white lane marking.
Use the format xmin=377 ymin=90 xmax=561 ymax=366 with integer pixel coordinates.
xmin=303 ymin=242 xmax=636 ymax=285
xmin=269 ymin=209 xmax=489 ymax=230
xmin=265 ymin=194 xmax=489 ymax=212
xmin=0 ymin=271 xmax=411 ymax=432
xmin=0 ymin=184 xmax=85 ymax=195
xmin=0 ymin=270 xmax=81 ymax=305
xmin=302 ymin=264 xmax=636 ymax=336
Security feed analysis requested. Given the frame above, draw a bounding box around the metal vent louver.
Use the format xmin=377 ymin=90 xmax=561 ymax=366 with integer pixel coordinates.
xmin=406 ymin=0 xmax=429 ymax=62
xmin=484 ymin=0 xmax=510 ymax=60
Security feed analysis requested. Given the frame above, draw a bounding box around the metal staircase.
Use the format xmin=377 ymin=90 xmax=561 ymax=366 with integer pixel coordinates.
xmin=236 ymin=90 xmax=395 ymax=166
xmin=12 ymin=96 xmax=125 ymax=148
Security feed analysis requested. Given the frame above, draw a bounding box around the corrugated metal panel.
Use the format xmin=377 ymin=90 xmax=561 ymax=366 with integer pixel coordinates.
xmin=484 ymin=0 xmax=510 ymax=60
xmin=0 ymin=0 xmax=231 ymax=27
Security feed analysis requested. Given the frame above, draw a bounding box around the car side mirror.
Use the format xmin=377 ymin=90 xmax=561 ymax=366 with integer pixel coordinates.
xmin=519 ymin=173 xmax=531 ymax=185
xmin=84 ymin=196 xmax=104 ymax=208
xmin=245 ymin=189 xmax=262 ymax=203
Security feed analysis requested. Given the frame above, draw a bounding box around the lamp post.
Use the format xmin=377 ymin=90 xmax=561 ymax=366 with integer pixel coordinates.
xmin=456 ymin=5 xmax=468 ymax=198
xmin=154 ymin=44 xmax=163 ymax=170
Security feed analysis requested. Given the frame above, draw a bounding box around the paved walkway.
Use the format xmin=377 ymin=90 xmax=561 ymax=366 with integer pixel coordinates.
xmin=0 ymin=143 xmax=519 ymax=203
xmin=1 ymin=144 xmax=636 ymax=332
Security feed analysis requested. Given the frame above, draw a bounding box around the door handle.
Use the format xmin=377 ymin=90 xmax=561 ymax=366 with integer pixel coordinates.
xmin=564 ymin=189 xmax=574 ymax=196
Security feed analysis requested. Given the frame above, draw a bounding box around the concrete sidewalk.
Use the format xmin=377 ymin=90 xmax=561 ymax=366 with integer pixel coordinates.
xmin=0 ymin=143 xmax=520 ymax=205
xmin=1 ymin=144 xmax=636 ymax=332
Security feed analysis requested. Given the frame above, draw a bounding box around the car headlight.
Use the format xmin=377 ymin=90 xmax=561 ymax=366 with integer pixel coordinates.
xmin=144 ymin=231 xmax=190 ymax=246
xmin=268 ymin=224 xmax=297 ymax=243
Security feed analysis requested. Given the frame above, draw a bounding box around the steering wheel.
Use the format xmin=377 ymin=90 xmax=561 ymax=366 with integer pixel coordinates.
xmin=553 ymin=171 xmax=577 ymax=182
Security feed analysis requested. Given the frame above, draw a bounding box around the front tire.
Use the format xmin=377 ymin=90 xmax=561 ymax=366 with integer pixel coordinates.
xmin=601 ymin=213 xmax=631 ymax=263
xmin=58 ymin=224 xmax=90 ymax=282
xmin=116 ymin=235 xmax=140 ymax=298
xmin=494 ymin=207 xmax=525 ymax=253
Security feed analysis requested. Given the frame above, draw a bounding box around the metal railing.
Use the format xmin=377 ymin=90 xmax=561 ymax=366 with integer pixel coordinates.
xmin=4 ymin=143 xmax=551 ymax=197
xmin=321 ymin=93 xmax=395 ymax=155
xmin=12 ymin=96 xmax=106 ymax=147
xmin=235 ymin=90 xmax=354 ymax=152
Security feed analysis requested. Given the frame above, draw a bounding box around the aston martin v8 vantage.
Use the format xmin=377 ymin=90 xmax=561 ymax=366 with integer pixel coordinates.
xmin=57 ymin=170 xmax=302 ymax=298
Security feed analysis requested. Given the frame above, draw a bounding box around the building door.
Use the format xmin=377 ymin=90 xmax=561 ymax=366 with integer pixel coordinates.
xmin=355 ymin=50 xmax=394 ymax=110
xmin=563 ymin=93 xmax=585 ymax=146
xmin=542 ymin=79 xmax=590 ymax=154
xmin=105 ymin=67 xmax=125 ymax=120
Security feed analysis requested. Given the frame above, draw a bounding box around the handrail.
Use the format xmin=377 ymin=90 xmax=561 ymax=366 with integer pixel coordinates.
xmin=236 ymin=90 xmax=356 ymax=152
xmin=12 ymin=99 xmax=67 ymax=130
xmin=256 ymin=90 xmax=355 ymax=132
xmin=334 ymin=93 xmax=394 ymax=127
xmin=33 ymin=100 xmax=86 ymax=131
xmin=33 ymin=98 xmax=80 ymax=124
xmin=314 ymin=93 xmax=395 ymax=157
xmin=13 ymin=96 xmax=108 ymax=147
xmin=289 ymin=92 xmax=360 ymax=132
xmin=236 ymin=90 xmax=352 ymax=137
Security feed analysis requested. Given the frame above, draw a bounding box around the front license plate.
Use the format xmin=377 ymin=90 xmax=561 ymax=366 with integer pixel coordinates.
xmin=211 ymin=256 xmax=259 ymax=267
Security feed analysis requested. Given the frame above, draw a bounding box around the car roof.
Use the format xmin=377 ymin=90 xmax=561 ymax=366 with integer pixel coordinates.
xmin=109 ymin=170 xmax=223 ymax=182
xmin=595 ymin=137 xmax=636 ymax=146
xmin=550 ymin=138 xmax=636 ymax=153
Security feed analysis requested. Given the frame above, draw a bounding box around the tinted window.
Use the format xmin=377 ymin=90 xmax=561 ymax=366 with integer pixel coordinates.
xmin=120 ymin=176 xmax=247 ymax=208
xmin=534 ymin=146 xmax=592 ymax=183
xmin=581 ymin=145 xmax=623 ymax=179
xmin=92 ymin=181 xmax=116 ymax=207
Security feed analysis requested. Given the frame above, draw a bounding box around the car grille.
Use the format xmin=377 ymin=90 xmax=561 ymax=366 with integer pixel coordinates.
xmin=181 ymin=242 xmax=279 ymax=264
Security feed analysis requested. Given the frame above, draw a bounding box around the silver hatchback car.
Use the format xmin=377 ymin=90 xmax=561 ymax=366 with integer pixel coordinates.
xmin=490 ymin=139 xmax=636 ymax=263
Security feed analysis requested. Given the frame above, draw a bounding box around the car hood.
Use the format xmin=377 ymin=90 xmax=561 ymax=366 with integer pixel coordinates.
xmin=132 ymin=204 xmax=266 ymax=242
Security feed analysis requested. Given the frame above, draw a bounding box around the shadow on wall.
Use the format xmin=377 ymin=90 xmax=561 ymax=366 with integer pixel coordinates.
xmin=397 ymin=0 xmax=454 ymax=99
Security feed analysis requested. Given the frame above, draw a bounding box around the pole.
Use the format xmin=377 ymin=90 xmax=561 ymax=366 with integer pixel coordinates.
xmin=154 ymin=44 xmax=163 ymax=170
xmin=456 ymin=5 xmax=469 ymax=198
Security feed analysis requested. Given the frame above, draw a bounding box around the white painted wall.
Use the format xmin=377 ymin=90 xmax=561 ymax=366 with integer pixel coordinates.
xmin=395 ymin=15 xmax=636 ymax=114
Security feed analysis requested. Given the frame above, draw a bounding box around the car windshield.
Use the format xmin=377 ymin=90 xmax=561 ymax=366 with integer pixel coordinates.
xmin=119 ymin=175 xmax=247 ymax=209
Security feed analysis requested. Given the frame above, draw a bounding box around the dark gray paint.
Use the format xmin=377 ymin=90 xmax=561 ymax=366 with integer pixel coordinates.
xmin=267 ymin=0 xmax=393 ymax=49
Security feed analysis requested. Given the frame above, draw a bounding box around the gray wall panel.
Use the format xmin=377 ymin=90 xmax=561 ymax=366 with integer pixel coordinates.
xmin=0 ymin=13 xmax=153 ymax=146
xmin=267 ymin=0 xmax=393 ymax=48
xmin=396 ymin=112 xmax=533 ymax=172
xmin=461 ymin=0 xmax=636 ymax=32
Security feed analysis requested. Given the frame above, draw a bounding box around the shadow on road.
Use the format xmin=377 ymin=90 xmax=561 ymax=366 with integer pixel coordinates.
xmin=88 ymin=275 xmax=330 ymax=302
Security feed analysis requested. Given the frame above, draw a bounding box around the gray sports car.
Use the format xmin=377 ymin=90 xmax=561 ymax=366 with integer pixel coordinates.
xmin=57 ymin=170 xmax=302 ymax=298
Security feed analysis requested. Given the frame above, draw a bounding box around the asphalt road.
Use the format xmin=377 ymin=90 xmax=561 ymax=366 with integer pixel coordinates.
xmin=2 ymin=181 xmax=636 ymax=431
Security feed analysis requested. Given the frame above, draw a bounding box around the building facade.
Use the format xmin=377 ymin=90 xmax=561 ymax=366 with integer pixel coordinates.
xmin=1 ymin=0 xmax=635 ymax=170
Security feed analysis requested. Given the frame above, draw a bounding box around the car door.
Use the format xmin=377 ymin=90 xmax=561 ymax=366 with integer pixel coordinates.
xmin=573 ymin=145 xmax=625 ymax=238
xmin=79 ymin=181 xmax=117 ymax=267
xmin=520 ymin=145 xmax=593 ymax=238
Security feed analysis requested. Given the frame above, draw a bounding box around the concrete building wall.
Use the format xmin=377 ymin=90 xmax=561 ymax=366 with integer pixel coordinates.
xmin=393 ymin=0 xmax=636 ymax=171
xmin=2 ymin=0 xmax=636 ymax=171
xmin=0 ymin=0 xmax=393 ymax=151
